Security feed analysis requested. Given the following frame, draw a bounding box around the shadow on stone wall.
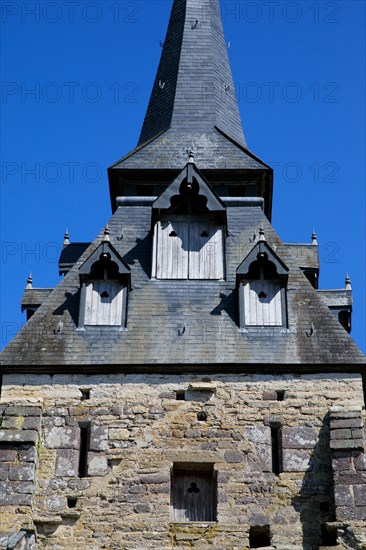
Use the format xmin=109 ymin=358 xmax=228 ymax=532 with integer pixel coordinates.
xmin=292 ymin=413 xmax=337 ymax=549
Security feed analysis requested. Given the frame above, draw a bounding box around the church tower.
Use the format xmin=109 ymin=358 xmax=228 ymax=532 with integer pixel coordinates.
xmin=1 ymin=0 xmax=365 ymax=548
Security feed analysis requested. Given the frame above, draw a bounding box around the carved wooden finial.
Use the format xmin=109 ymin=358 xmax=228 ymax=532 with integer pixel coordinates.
xmin=63 ymin=229 xmax=70 ymax=246
xmin=345 ymin=273 xmax=352 ymax=290
xmin=259 ymin=226 xmax=265 ymax=242
xmin=103 ymin=225 xmax=110 ymax=242
xmin=26 ymin=273 xmax=33 ymax=289
xmin=188 ymin=150 xmax=195 ymax=164
xmin=311 ymin=230 xmax=318 ymax=246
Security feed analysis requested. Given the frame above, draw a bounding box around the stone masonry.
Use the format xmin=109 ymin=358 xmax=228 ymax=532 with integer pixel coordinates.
xmin=1 ymin=373 xmax=366 ymax=549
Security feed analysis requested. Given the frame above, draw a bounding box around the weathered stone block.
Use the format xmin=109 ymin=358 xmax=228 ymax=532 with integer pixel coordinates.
xmin=0 ymin=447 xmax=18 ymax=462
xmin=337 ymin=505 xmax=366 ymax=521
xmin=331 ymin=428 xmax=351 ymax=440
xmin=224 ymin=451 xmax=244 ymax=463
xmin=330 ymin=418 xmax=363 ymax=430
xmin=133 ymin=503 xmax=152 ymax=513
xmin=19 ymin=446 xmax=37 ymax=463
xmin=354 ymin=452 xmax=366 ymax=471
xmin=257 ymin=444 xmax=272 ymax=472
xmin=90 ymin=426 xmax=108 ymax=451
xmin=354 ymin=484 xmax=366 ymax=506
xmin=0 ymin=463 xmax=9 ymax=480
xmin=330 ymin=439 xmax=364 ymax=451
xmin=8 ymin=464 xmax=35 ymax=481
xmin=0 ymin=494 xmax=21 ymax=506
xmin=2 ymin=416 xmax=25 ymax=430
xmin=184 ymin=430 xmax=201 ymax=439
xmin=87 ymin=453 xmax=108 ymax=477
xmin=55 ymin=449 xmax=79 ymax=477
xmin=0 ymin=430 xmax=38 ymax=444
xmin=334 ymin=484 xmax=354 ymax=506
xmin=46 ymin=495 xmax=67 ymax=512
xmin=44 ymin=426 xmax=79 ymax=449
xmin=17 ymin=493 xmax=33 ymax=506
xmin=140 ymin=474 xmax=170 ymax=484
xmin=334 ymin=471 xmax=364 ymax=485
xmin=245 ymin=426 xmax=270 ymax=444
xmin=4 ymin=406 xmax=42 ymax=416
xmin=283 ymin=449 xmax=311 ymax=472
xmin=351 ymin=428 xmax=365 ymax=440
xmin=330 ymin=411 xmax=362 ymax=420
xmin=44 ymin=407 xmax=68 ymax=417
xmin=262 ymin=391 xmax=277 ymax=401
xmin=22 ymin=416 xmax=42 ymax=430
xmin=109 ymin=428 xmax=130 ymax=441
xmin=331 ymin=452 xmax=352 ymax=471
xmin=282 ymin=426 xmax=317 ymax=449
xmin=13 ymin=481 xmax=35 ymax=494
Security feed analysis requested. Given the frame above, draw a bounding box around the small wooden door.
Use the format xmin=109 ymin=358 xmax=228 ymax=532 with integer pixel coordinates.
xmin=84 ymin=280 xmax=124 ymax=325
xmin=189 ymin=223 xmax=224 ymax=280
xmin=154 ymin=221 xmax=189 ymax=279
xmin=243 ymin=280 xmax=283 ymax=326
xmin=153 ymin=220 xmax=224 ymax=280
xmin=171 ymin=469 xmax=216 ymax=522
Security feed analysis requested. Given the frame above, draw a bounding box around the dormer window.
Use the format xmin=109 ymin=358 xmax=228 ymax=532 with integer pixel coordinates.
xmin=152 ymin=217 xmax=224 ymax=280
xmin=78 ymin=230 xmax=130 ymax=328
xmin=152 ymin=160 xmax=226 ymax=280
xmin=237 ymin=231 xmax=289 ymax=329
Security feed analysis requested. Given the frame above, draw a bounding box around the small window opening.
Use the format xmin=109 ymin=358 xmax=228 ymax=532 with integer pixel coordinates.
xmin=176 ymin=390 xmax=186 ymax=401
xmin=258 ymin=291 xmax=267 ymax=299
xmin=100 ymin=291 xmax=109 ymax=299
xmin=319 ymin=502 xmax=330 ymax=512
xmin=169 ymin=231 xmax=178 ymax=237
xmin=197 ymin=411 xmax=207 ymax=421
xmin=276 ymin=390 xmax=285 ymax=402
xmin=78 ymin=422 xmax=90 ymax=478
xmin=320 ymin=524 xmax=337 ymax=546
xmin=136 ymin=184 xmax=147 ymax=196
xmin=27 ymin=309 xmax=36 ymax=321
xmin=338 ymin=310 xmax=351 ymax=333
xmin=200 ymin=231 xmax=209 ymax=237
xmin=67 ymin=497 xmax=77 ymax=508
xmin=270 ymin=422 xmax=283 ymax=475
xmin=249 ymin=525 xmax=271 ymax=548
xmin=80 ymin=388 xmax=90 ymax=401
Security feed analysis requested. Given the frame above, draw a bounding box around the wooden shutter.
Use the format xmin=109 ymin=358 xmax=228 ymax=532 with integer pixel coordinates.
xmin=154 ymin=221 xmax=189 ymax=279
xmin=84 ymin=280 xmax=124 ymax=325
xmin=153 ymin=220 xmax=224 ymax=280
xmin=171 ymin=469 xmax=216 ymax=522
xmin=188 ymin=223 xmax=224 ymax=280
xmin=244 ymin=281 xmax=283 ymax=326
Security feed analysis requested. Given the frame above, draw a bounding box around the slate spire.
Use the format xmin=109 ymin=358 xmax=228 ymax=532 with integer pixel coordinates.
xmin=138 ymin=0 xmax=246 ymax=147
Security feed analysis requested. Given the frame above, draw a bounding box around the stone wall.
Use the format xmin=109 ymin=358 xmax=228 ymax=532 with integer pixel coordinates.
xmin=0 ymin=373 xmax=365 ymax=549
xmin=330 ymin=408 xmax=366 ymax=548
xmin=0 ymin=405 xmax=41 ymax=549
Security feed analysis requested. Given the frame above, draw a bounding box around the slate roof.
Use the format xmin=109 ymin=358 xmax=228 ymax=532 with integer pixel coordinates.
xmin=1 ymin=0 xmax=365 ymax=371
xmin=1 ymin=200 xmax=365 ymax=368
xmin=109 ymin=0 xmax=270 ymax=174
xmin=59 ymin=243 xmax=90 ymax=275
xmin=139 ymin=0 xmax=245 ymax=147
xmin=317 ymin=290 xmax=353 ymax=308
xmin=283 ymin=244 xmax=319 ymax=271
xmin=110 ymin=127 xmax=270 ymax=171
xmin=20 ymin=289 xmax=53 ymax=311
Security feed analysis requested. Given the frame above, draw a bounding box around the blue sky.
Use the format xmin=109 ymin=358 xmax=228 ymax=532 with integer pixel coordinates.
xmin=1 ymin=0 xmax=365 ymax=352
